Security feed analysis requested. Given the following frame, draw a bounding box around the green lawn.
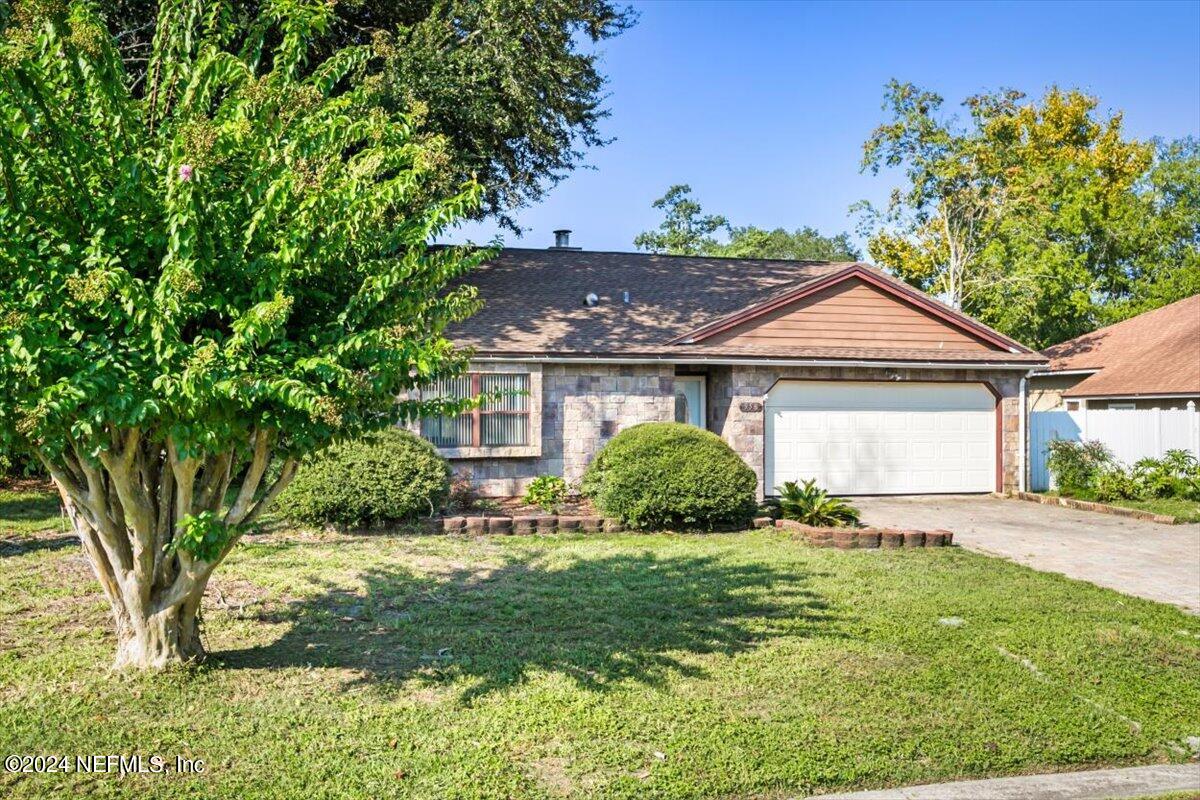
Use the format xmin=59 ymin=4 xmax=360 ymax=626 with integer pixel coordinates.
xmin=1110 ymin=496 xmax=1200 ymax=523
xmin=1 ymin=519 xmax=1198 ymax=799
xmin=1042 ymin=491 xmax=1200 ymax=523
xmin=0 ymin=489 xmax=64 ymax=536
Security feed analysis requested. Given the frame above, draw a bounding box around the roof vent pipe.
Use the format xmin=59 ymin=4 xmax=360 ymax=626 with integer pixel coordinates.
xmin=549 ymin=229 xmax=580 ymax=250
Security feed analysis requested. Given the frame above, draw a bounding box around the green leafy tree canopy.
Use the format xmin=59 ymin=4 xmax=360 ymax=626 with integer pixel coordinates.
xmin=857 ymin=80 xmax=1197 ymax=347
xmin=633 ymin=184 xmax=730 ymax=256
xmin=719 ymin=225 xmax=861 ymax=261
xmin=79 ymin=0 xmax=636 ymax=233
xmin=0 ymin=0 xmax=488 ymax=668
xmin=634 ymin=184 xmax=859 ymax=261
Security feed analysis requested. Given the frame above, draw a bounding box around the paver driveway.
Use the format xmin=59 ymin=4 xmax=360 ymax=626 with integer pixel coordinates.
xmin=854 ymin=494 xmax=1200 ymax=614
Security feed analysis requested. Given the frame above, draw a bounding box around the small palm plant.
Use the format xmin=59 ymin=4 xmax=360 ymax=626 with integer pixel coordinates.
xmin=776 ymin=479 xmax=860 ymax=527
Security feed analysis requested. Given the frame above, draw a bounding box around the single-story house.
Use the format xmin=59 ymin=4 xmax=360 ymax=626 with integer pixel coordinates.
xmin=415 ymin=232 xmax=1046 ymax=498
xmin=1028 ymin=294 xmax=1200 ymax=412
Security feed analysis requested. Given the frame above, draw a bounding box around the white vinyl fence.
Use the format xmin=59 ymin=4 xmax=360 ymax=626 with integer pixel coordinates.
xmin=1029 ymin=407 xmax=1200 ymax=491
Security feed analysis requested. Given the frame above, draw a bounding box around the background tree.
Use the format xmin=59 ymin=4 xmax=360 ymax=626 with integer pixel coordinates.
xmin=1104 ymin=137 xmax=1200 ymax=321
xmin=0 ymin=0 xmax=487 ymax=668
xmin=719 ymin=226 xmax=861 ymax=261
xmin=86 ymin=0 xmax=635 ymax=233
xmin=633 ymin=184 xmax=729 ymax=255
xmin=858 ymin=81 xmax=1194 ymax=348
xmin=855 ymin=81 xmax=1016 ymax=314
xmin=634 ymin=185 xmax=859 ymax=260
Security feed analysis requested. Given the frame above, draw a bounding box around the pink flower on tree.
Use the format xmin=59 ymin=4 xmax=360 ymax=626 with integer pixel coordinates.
xmin=178 ymin=164 xmax=194 ymax=182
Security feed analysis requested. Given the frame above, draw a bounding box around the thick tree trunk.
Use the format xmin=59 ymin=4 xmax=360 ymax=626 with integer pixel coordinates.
xmin=39 ymin=428 xmax=297 ymax=671
xmin=112 ymin=601 xmax=206 ymax=669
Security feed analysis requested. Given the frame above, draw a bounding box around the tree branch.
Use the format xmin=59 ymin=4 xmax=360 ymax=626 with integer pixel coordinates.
xmin=243 ymin=457 xmax=298 ymax=526
xmin=226 ymin=429 xmax=272 ymax=525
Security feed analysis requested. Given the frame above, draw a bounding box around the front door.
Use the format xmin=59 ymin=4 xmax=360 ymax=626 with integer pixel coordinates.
xmin=674 ymin=375 xmax=706 ymax=428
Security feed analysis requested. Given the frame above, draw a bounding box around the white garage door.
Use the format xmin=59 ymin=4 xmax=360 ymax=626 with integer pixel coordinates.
xmin=765 ymin=381 xmax=996 ymax=496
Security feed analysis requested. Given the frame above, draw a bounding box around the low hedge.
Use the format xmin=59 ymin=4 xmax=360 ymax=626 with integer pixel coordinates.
xmin=580 ymin=422 xmax=758 ymax=530
xmin=279 ymin=428 xmax=450 ymax=526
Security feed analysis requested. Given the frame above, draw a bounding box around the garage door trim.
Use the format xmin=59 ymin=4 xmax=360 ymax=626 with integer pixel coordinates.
xmin=763 ymin=378 xmax=1001 ymax=495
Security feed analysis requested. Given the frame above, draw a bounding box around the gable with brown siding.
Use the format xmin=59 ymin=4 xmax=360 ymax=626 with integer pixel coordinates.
xmin=701 ymin=277 xmax=1003 ymax=352
xmin=448 ymin=249 xmax=1041 ymax=363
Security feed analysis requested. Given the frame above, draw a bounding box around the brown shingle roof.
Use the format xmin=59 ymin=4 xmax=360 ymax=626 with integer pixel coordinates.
xmin=449 ymin=249 xmax=1041 ymax=364
xmin=1040 ymin=294 xmax=1200 ymax=398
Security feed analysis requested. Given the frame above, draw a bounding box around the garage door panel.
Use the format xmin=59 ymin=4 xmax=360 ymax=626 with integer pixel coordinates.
xmin=795 ymin=415 xmax=823 ymax=432
xmin=766 ymin=381 xmax=996 ymax=495
xmin=854 ymin=415 xmax=881 ymax=432
xmin=792 ymin=442 xmax=824 ymax=461
xmin=910 ymin=441 xmax=936 ymax=460
xmin=824 ymin=442 xmax=852 ymax=462
xmin=966 ymin=441 xmax=991 ymax=459
xmin=937 ymin=415 xmax=965 ymax=433
xmin=910 ymin=414 xmax=937 ymax=432
xmin=854 ymin=441 xmax=881 ymax=460
xmin=828 ymin=413 xmax=853 ymax=431
xmin=939 ymin=441 xmax=964 ymax=459
xmin=825 ymin=472 xmax=857 ymax=493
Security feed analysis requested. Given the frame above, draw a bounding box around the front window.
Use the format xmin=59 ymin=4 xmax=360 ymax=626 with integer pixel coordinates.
xmin=421 ymin=373 xmax=530 ymax=447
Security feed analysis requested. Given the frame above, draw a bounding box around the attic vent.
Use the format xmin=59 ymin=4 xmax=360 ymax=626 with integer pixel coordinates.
xmin=584 ymin=292 xmax=599 ymax=306
xmin=549 ymin=229 xmax=581 ymax=251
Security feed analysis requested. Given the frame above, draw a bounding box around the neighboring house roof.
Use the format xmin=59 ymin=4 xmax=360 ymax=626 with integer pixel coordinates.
xmin=449 ymin=249 xmax=1044 ymax=365
xmin=1038 ymin=294 xmax=1200 ymax=398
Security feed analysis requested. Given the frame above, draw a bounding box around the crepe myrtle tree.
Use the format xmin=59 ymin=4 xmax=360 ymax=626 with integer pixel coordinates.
xmin=0 ymin=0 xmax=491 ymax=669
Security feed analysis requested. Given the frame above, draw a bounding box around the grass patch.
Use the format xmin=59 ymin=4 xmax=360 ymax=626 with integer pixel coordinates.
xmin=1105 ymin=497 xmax=1200 ymax=523
xmin=0 ymin=489 xmax=65 ymax=536
xmin=1 ymin=525 xmax=1198 ymax=799
xmin=1042 ymin=491 xmax=1200 ymax=523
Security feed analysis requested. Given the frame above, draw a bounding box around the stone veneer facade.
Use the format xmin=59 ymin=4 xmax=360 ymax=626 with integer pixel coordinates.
xmin=421 ymin=360 xmax=1022 ymax=498
xmin=426 ymin=362 xmax=676 ymax=496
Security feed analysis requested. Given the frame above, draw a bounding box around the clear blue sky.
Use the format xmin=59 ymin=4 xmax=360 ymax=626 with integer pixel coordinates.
xmin=451 ymin=0 xmax=1200 ymax=253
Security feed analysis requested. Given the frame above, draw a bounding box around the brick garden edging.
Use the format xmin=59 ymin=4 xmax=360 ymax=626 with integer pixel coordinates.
xmin=773 ymin=518 xmax=954 ymax=549
xmin=435 ymin=516 xmax=957 ymax=544
xmin=440 ymin=515 xmax=625 ymax=535
xmin=1012 ymin=491 xmax=1179 ymax=525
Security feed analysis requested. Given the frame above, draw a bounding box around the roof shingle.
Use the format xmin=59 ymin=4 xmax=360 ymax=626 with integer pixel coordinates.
xmin=449 ymin=249 xmax=1041 ymax=365
xmin=1039 ymin=294 xmax=1200 ymax=398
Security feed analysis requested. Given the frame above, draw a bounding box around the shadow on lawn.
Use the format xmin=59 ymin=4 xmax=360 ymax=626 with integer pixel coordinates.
xmin=218 ymin=549 xmax=836 ymax=701
xmin=0 ymin=533 xmax=76 ymax=557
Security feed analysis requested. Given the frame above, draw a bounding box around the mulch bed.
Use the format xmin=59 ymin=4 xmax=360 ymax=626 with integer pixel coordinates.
xmin=487 ymin=496 xmax=600 ymax=517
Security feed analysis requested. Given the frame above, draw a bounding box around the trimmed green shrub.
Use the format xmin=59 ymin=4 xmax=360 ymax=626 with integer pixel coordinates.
xmin=524 ymin=475 xmax=568 ymax=513
xmin=581 ymin=422 xmax=757 ymax=530
xmin=1046 ymin=439 xmax=1113 ymax=495
xmin=280 ymin=428 xmax=450 ymax=527
xmin=1092 ymin=468 xmax=1138 ymax=503
xmin=777 ymin=479 xmax=860 ymax=527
